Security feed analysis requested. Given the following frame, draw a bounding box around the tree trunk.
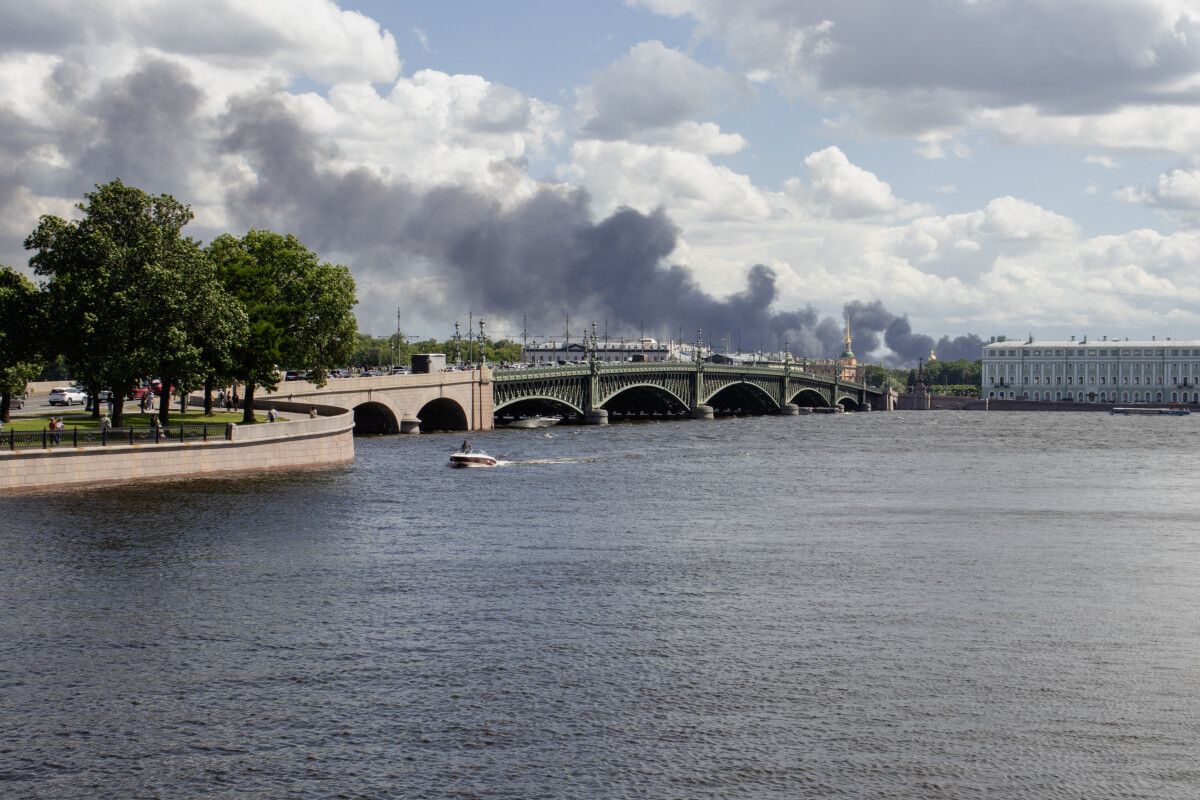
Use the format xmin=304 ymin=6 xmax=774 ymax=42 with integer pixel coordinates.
xmin=0 ymin=393 xmax=10 ymax=424
xmin=91 ymin=392 xmax=101 ymax=419
xmin=112 ymin=395 xmax=126 ymax=428
xmin=159 ymin=379 xmax=174 ymax=427
xmin=242 ymin=383 xmax=256 ymax=425
xmin=203 ymin=376 xmax=214 ymax=415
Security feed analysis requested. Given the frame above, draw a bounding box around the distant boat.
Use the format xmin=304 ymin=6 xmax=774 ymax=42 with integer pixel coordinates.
xmin=449 ymin=450 xmax=499 ymax=467
xmin=505 ymin=415 xmax=560 ymax=428
xmin=1110 ymin=407 xmax=1191 ymax=416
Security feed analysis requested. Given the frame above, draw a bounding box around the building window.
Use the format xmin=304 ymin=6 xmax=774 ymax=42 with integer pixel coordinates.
xmin=1123 ymin=393 xmax=1128 ymax=401
xmin=1057 ymin=377 xmax=1062 ymax=384
xmin=1100 ymin=377 xmax=1105 ymax=384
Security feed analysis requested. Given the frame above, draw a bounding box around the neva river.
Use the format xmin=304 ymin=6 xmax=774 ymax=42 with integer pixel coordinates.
xmin=3 ymin=412 xmax=1199 ymax=799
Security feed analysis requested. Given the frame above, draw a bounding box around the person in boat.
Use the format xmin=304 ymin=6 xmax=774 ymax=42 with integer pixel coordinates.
xmin=460 ymin=439 xmax=471 ymax=453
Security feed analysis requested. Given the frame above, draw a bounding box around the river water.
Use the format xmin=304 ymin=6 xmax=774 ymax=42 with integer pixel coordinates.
xmin=2 ymin=411 xmax=1199 ymax=799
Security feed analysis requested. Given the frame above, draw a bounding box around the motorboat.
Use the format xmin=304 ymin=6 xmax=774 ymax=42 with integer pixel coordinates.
xmin=449 ymin=449 xmax=499 ymax=467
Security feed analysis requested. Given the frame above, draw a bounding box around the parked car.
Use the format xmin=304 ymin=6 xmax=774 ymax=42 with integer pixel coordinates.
xmin=48 ymin=387 xmax=86 ymax=406
xmin=127 ymin=386 xmax=149 ymax=400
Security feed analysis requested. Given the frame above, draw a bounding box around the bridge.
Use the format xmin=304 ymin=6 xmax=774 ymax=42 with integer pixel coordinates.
xmin=263 ymin=358 xmax=889 ymax=433
xmin=493 ymin=360 xmax=886 ymax=424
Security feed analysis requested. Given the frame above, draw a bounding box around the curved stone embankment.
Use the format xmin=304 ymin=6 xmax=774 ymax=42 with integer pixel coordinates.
xmin=0 ymin=399 xmax=355 ymax=494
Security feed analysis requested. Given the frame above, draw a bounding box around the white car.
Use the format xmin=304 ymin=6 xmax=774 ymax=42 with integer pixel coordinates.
xmin=48 ymin=387 xmax=86 ymax=406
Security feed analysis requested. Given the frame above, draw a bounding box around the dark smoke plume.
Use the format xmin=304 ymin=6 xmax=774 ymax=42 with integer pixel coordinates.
xmin=845 ymin=300 xmax=985 ymax=365
xmin=211 ymin=90 xmax=979 ymax=364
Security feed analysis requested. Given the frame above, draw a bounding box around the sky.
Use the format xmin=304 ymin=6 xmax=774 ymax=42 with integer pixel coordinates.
xmin=4 ymin=0 xmax=1200 ymax=365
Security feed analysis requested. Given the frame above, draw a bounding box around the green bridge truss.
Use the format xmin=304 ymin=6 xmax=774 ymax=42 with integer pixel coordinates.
xmin=493 ymin=361 xmax=884 ymax=418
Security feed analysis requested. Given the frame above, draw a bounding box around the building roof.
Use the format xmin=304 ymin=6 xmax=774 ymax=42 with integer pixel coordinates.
xmin=983 ymin=339 xmax=1200 ymax=351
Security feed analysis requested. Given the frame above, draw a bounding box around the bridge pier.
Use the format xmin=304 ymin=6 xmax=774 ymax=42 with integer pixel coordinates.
xmin=584 ymin=409 xmax=609 ymax=425
xmin=779 ymin=403 xmax=800 ymax=415
xmin=691 ymin=404 xmax=714 ymax=420
xmin=400 ymin=414 xmax=421 ymax=434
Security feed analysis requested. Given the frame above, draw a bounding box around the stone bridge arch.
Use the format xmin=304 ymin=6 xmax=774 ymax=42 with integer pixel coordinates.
xmin=417 ymin=397 xmax=470 ymax=431
xmin=352 ymin=396 xmax=402 ymax=434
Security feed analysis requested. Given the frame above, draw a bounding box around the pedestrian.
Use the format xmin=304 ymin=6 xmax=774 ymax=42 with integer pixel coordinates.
xmin=51 ymin=417 xmax=63 ymax=445
xmin=140 ymin=392 xmax=147 ymax=414
xmin=100 ymin=414 xmax=111 ymax=431
xmin=309 ymin=407 xmax=318 ymax=418
xmin=225 ymin=393 xmax=233 ymax=412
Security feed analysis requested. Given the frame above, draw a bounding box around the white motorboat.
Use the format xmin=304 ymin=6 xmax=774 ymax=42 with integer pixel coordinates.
xmin=449 ymin=450 xmax=499 ymax=467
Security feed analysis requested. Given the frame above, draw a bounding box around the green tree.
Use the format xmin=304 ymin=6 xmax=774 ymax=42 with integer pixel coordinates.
xmin=0 ymin=266 xmax=46 ymax=423
xmin=25 ymin=181 xmax=213 ymax=429
xmin=25 ymin=180 xmax=244 ymax=427
xmin=208 ymin=230 xmax=358 ymax=424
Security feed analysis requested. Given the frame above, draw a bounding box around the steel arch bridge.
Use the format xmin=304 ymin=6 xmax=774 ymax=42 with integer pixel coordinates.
xmin=493 ymin=361 xmax=885 ymax=421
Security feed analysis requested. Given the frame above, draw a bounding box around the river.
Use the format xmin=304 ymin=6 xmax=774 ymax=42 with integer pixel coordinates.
xmin=2 ymin=411 xmax=1199 ymax=799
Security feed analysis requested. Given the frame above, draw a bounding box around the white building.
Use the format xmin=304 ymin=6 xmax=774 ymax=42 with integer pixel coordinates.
xmin=981 ymin=336 xmax=1200 ymax=404
xmin=522 ymin=337 xmax=708 ymax=365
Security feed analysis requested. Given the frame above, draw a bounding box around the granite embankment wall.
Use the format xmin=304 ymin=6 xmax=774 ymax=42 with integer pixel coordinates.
xmin=0 ymin=400 xmax=354 ymax=494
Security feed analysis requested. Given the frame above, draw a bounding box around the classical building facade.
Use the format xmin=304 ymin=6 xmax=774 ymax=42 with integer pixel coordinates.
xmin=981 ymin=337 xmax=1200 ymax=403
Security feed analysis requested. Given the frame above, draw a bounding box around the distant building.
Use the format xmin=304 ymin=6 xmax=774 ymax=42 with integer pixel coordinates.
xmin=522 ymin=337 xmax=702 ymax=364
xmin=981 ymin=335 xmax=1200 ymax=403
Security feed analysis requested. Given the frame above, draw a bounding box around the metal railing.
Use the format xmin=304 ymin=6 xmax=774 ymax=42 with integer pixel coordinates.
xmin=5 ymin=423 xmax=233 ymax=451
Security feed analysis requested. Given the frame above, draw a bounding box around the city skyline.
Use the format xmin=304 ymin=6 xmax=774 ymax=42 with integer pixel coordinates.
xmin=3 ymin=0 xmax=1200 ymax=364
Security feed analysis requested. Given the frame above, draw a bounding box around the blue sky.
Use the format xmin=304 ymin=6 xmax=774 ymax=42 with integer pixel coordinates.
xmin=4 ymin=0 xmax=1200 ymax=362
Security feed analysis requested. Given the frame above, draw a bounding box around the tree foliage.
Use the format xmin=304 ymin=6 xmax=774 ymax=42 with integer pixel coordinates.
xmin=0 ymin=266 xmax=46 ymax=423
xmin=24 ymin=180 xmax=245 ymax=426
xmin=207 ymin=230 xmax=357 ymax=423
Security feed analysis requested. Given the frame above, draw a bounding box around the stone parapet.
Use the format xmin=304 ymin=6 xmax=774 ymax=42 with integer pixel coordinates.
xmin=0 ymin=409 xmax=355 ymax=494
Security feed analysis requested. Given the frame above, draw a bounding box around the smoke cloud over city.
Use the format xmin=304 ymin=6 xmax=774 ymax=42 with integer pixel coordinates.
xmin=210 ymin=92 xmax=984 ymax=366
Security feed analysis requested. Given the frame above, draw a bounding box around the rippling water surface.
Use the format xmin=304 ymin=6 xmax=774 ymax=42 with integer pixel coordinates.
xmin=3 ymin=411 xmax=1200 ymax=799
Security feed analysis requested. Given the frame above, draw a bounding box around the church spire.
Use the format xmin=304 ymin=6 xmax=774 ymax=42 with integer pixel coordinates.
xmin=841 ymin=313 xmax=855 ymax=359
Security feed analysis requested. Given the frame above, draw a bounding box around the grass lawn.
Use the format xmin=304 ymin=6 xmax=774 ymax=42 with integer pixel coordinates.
xmin=2 ymin=410 xmax=279 ymax=432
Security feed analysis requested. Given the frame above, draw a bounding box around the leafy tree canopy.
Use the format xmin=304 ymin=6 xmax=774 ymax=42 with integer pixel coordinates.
xmin=0 ymin=265 xmax=46 ymax=422
xmin=207 ymin=230 xmax=357 ymax=422
xmin=24 ymin=180 xmax=244 ymax=426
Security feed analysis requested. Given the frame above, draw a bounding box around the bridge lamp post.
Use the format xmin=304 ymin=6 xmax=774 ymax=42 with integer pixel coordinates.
xmin=479 ymin=319 xmax=486 ymax=368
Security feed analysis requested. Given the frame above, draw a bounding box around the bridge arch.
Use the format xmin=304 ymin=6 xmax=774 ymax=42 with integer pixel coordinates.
xmin=353 ymin=399 xmax=400 ymax=434
xmin=702 ymin=380 xmax=779 ymax=414
xmin=417 ymin=398 xmax=469 ymax=432
xmin=494 ymin=394 xmax=584 ymax=417
xmin=837 ymin=395 xmax=862 ymax=411
xmin=790 ymin=387 xmax=830 ymax=407
xmin=600 ymin=383 xmax=690 ymax=416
